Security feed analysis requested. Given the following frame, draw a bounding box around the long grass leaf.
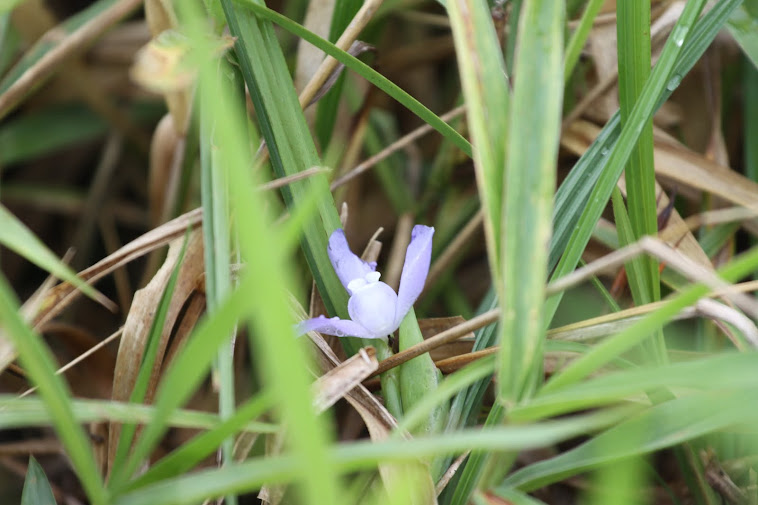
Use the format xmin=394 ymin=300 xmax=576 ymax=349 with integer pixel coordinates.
xmin=233 ymin=0 xmax=472 ymax=159
xmin=545 ymin=0 xmax=707 ymax=323
xmin=445 ymin=0 xmax=509 ymax=280
xmin=549 ymin=0 xmax=740 ymax=280
xmin=0 ymin=273 xmax=106 ymax=504
xmin=112 ymin=408 xmax=628 ymax=505
xmin=0 ymin=204 xmax=99 ymax=300
xmin=503 ymin=389 xmax=758 ymax=491
xmin=498 ymin=0 xmax=563 ymax=404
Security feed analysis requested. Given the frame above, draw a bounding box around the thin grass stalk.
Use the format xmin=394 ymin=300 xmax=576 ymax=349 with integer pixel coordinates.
xmin=199 ymin=62 xmax=238 ymax=504
xmin=615 ymin=0 xmax=664 ymax=363
xmin=564 ymin=0 xmax=604 ymax=82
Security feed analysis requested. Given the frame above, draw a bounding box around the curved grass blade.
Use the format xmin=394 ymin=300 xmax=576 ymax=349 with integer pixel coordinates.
xmin=0 ymin=273 xmax=106 ymax=504
xmin=112 ymin=408 xmax=629 ymax=505
xmin=232 ymin=0 xmax=472 ymax=159
xmin=0 ymin=204 xmax=99 ymax=301
xmin=503 ymin=388 xmax=758 ymax=491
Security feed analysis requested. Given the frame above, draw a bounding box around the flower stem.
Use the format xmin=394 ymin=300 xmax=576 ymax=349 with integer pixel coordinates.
xmin=375 ymin=339 xmax=403 ymax=418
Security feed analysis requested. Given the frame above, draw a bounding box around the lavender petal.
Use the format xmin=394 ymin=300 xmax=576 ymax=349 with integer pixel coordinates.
xmin=295 ymin=315 xmax=377 ymax=339
xmin=395 ymin=225 xmax=434 ymax=326
xmin=328 ymin=229 xmax=376 ymax=293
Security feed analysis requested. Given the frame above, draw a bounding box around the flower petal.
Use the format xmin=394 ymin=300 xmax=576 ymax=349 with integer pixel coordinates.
xmin=395 ymin=225 xmax=434 ymax=326
xmin=295 ymin=315 xmax=378 ymax=339
xmin=328 ymin=229 xmax=376 ymax=294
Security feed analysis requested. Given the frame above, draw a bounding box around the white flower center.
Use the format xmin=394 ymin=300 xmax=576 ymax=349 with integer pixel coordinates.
xmin=347 ymin=272 xmax=398 ymax=337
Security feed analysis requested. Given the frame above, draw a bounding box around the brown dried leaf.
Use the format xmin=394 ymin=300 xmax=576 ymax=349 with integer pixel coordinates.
xmin=34 ymin=207 xmax=202 ymax=330
xmin=312 ymin=347 xmax=378 ymax=412
xmin=107 ymin=229 xmax=205 ymax=474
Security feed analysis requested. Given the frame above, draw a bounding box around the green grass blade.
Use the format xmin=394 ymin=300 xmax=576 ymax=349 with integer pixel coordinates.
xmin=112 ymin=276 xmax=257 ymax=491
xmin=503 ymin=388 xmax=758 ymax=491
xmin=446 ymin=0 xmax=509 ymax=280
xmin=564 ymin=0 xmax=604 ymax=82
xmin=398 ymin=309 xmax=445 ymax=436
xmin=0 ymin=203 xmax=99 ymax=301
xmin=549 ymin=0 xmax=741 ymax=278
xmin=399 ymin=354 xmax=496 ymax=436
xmin=185 ymin=6 xmax=343 ymax=503
xmin=112 ymin=408 xmax=628 ymax=505
xmin=727 ymin=3 xmax=758 ymax=69
xmin=615 ymin=0 xmax=663 ymax=361
xmin=497 ymin=0 xmax=563 ymax=404
xmin=0 ymin=273 xmax=107 ymax=504
xmin=221 ymin=0 xmax=353 ymax=350
xmin=545 ymin=0 xmax=707 ymax=324
xmin=542 ymin=245 xmax=758 ymax=394
xmin=21 ymin=456 xmax=56 ymax=505
xmin=199 ymin=59 xmax=239 ymax=500
xmin=122 ymin=391 xmax=273 ymax=491
xmin=0 ymin=395 xmax=277 ymax=432
xmin=512 ymin=352 xmax=758 ymax=422
xmin=233 ymin=0 xmax=472 ymax=159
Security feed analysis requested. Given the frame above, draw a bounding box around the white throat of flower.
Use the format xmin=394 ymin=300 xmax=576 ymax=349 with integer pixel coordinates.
xmin=347 ymin=271 xmax=382 ymax=293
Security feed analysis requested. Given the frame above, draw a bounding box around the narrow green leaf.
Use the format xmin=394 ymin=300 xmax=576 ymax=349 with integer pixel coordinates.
xmin=564 ymin=0 xmax=604 ymax=81
xmin=546 ymin=0 xmax=708 ymax=324
xmin=503 ymin=389 xmax=758 ymax=491
xmin=512 ymin=352 xmax=758 ymax=422
xmin=221 ymin=0 xmax=352 ymax=352
xmin=0 ymin=273 xmax=106 ymax=504
xmin=498 ymin=0 xmax=563 ymax=404
xmin=112 ymin=408 xmax=628 ymax=505
xmin=0 ymin=394 xmax=276 ymax=432
xmin=615 ymin=0 xmax=663 ymax=362
xmin=112 ymin=276 xmax=256 ymax=491
xmin=446 ymin=0 xmax=509 ymax=280
xmin=123 ymin=391 xmax=273 ymax=491
xmin=21 ymin=456 xmax=56 ymax=505
xmin=727 ymin=3 xmax=758 ymax=69
xmin=0 ymin=204 xmax=99 ymax=301
xmin=199 ymin=58 xmax=239 ymax=498
xmin=233 ymin=0 xmax=472 ymax=159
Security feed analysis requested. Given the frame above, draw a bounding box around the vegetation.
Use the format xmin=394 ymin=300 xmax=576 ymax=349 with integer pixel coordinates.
xmin=1 ymin=0 xmax=758 ymax=503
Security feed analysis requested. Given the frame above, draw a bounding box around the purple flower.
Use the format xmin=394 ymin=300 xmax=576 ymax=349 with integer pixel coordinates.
xmin=297 ymin=225 xmax=434 ymax=340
